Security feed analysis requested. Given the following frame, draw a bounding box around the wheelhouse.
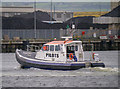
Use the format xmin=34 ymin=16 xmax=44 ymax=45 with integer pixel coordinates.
xmin=35 ymin=40 xmax=84 ymax=62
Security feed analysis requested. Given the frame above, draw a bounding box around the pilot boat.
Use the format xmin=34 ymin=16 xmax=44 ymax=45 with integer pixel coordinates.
xmin=16 ymin=37 xmax=105 ymax=70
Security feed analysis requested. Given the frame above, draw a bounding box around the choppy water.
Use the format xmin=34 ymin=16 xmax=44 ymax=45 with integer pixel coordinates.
xmin=1 ymin=51 xmax=119 ymax=87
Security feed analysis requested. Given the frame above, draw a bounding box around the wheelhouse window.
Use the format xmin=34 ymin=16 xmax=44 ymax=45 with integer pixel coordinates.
xmin=55 ymin=45 xmax=60 ymax=51
xmin=67 ymin=45 xmax=78 ymax=51
xmin=71 ymin=46 xmax=74 ymax=51
xmin=41 ymin=45 xmax=49 ymax=51
xmin=75 ymin=46 xmax=78 ymax=51
xmin=50 ymin=45 xmax=54 ymax=51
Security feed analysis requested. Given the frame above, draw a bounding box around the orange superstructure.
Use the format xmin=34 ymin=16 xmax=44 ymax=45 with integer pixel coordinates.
xmin=46 ymin=41 xmax=73 ymax=45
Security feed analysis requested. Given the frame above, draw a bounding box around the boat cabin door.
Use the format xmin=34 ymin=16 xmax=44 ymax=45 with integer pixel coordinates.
xmin=66 ymin=43 xmax=83 ymax=61
xmin=66 ymin=44 xmax=79 ymax=61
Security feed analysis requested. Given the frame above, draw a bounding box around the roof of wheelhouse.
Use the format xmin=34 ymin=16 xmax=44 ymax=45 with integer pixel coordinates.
xmin=45 ymin=41 xmax=72 ymax=45
xmin=45 ymin=40 xmax=81 ymax=45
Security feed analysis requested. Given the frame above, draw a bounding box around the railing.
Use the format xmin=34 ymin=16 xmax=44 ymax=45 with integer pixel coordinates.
xmin=2 ymin=29 xmax=119 ymax=40
xmin=60 ymin=29 xmax=119 ymax=39
xmin=2 ymin=29 xmax=60 ymax=39
xmin=27 ymin=45 xmax=40 ymax=52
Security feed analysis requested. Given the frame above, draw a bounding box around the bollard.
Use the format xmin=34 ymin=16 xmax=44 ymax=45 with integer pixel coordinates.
xmin=100 ymin=40 xmax=106 ymax=51
xmin=108 ymin=40 xmax=114 ymax=50
xmin=22 ymin=40 xmax=29 ymax=51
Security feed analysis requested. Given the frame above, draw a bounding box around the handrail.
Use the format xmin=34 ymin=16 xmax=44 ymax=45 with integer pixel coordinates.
xmin=27 ymin=45 xmax=40 ymax=52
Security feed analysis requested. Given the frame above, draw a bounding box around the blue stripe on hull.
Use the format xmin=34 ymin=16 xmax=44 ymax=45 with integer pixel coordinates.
xmin=16 ymin=51 xmax=85 ymax=70
xmin=16 ymin=50 xmax=105 ymax=70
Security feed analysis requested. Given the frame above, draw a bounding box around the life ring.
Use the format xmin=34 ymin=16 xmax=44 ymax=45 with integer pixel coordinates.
xmin=92 ymin=53 xmax=95 ymax=60
xmin=69 ymin=53 xmax=73 ymax=60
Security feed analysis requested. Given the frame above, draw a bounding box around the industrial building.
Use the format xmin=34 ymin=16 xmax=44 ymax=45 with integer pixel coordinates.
xmin=93 ymin=0 xmax=120 ymax=30
xmin=111 ymin=0 xmax=120 ymax=10
xmin=0 ymin=6 xmax=73 ymax=22
xmin=1 ymin=6 xmax=34 ymax=17
xmin=1 ymin=6 xmax=111 ymax=22
xmin=1 ymin=1 xmax=119 ymax=40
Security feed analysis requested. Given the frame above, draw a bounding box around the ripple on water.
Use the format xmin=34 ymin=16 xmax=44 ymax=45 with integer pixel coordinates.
xmin=89 ymin=67 xmax=119 ymax=72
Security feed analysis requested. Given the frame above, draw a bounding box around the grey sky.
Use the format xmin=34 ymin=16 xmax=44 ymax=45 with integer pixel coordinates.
xmin=2 ymin=0 xmax=111 ymax=2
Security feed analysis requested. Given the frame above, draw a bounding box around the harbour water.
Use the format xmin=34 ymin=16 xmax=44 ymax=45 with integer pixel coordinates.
xmin=1 ymin=51 xmax=119 ymax=87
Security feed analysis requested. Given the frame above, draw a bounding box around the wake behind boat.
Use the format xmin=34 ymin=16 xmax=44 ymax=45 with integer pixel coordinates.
xmin=15 ymin=37 xmax=105 ymax=70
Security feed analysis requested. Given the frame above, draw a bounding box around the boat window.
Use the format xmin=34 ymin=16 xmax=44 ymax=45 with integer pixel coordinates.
xmin=75 ymin=46 xmax=78 ymax=51
xmin=41 ymin=45 xmax=49 ymax=51
xmin=55 ymin=45 xmax=60 ymax=51
xmin=67 ymin=45 xmax=78 ymax=51
xmin=71 ymin=46 xmax=74 ymax=51
xmin=50 ymin=45 xmax=54 ymax=51
xmin=67 ymin=46 xmax=74 ymax=51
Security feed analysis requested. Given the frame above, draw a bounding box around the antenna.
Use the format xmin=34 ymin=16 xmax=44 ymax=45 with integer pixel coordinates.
xmin=34 ymin=0 xmax=37 ymax=39
xmin=50 ymin=0 xmax=53 ymax=23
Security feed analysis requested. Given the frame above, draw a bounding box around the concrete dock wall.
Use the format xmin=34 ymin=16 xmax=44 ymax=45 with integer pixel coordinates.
xmin=1 ymin=39 xmax=120 ymax=53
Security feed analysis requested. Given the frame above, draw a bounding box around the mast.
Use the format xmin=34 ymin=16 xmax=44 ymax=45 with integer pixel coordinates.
xmin=34 ymin=0 xmax=37 ymax=39
xmin=54 ymin=5 xmax=55 ymax=19
xmin=50 ymin=0 xmax=52 ymax=23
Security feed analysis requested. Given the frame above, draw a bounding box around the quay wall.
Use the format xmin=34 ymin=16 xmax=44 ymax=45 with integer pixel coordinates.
xmin=1 ymin=39 xmax=120 ymax=53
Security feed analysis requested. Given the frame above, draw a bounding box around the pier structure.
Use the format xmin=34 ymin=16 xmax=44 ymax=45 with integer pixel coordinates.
xmin=1 ymin=39 xmax=120 ymax=53
xmin=2 ymin=28 xmax=120 ymax=53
